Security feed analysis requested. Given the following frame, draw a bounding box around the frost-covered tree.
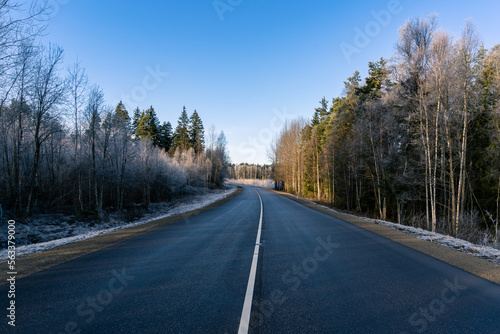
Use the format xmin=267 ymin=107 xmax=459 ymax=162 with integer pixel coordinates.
xmin=25 ymin=45 xmax=66 ymax=216
xmin=271 ymin=16 xmax=500 ymax=246
xmin=206 ymin=130 xmax=230 ymax=188
xmin=0 ymin=2 xmax=231 ymax=221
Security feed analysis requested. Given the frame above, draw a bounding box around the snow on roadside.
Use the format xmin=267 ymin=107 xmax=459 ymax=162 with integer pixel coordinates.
xmin=286 ymin=194 xmax=500 ymax=265
xmin=0 ymin=187 xmax=237 ymax=262
xmin=373 ymin=220 xmax=500 ymax=265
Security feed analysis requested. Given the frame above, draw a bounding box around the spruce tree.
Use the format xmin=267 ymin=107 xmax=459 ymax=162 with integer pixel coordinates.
xmin=135 ymin=106 xmax=159 ymax=142
xmin=135 ymin=111 xmax=149 ymax=139
xmin=146 ymin=106 xmax=160 ymax=145
xmin=114 ymin=101 xmax=130 ymax=130
xmin=132 ymin=107 xmax=142 ymax=135
xmin=189 ymin=110 xmax=205 ymax=154
xmin=158 ymin=121 xmax=173 ymax=152
xmin=173 ymin=106 xmax=190 ymax=152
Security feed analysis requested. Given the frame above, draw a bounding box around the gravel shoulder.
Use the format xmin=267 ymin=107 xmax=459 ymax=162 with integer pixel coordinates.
xmin=1 ymin=187 xmax=242 ymax=284
xmin=271 ymin=189 xmax=500 ymax=286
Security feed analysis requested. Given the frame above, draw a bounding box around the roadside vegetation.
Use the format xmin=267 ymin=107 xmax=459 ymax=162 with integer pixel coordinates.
xmin=0 ymin=1 xmax=230 ymax=229
xmin=271 ymin=16 xmax=500 ymax=248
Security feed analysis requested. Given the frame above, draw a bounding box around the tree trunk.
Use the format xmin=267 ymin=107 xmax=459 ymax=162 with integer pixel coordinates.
xmin=25 ymin=121 xmax=42 ymax=217
xmin=455 ymin=87 xmax=468 ymax=235
xmin=316 ymin=146 xmax=321 ymax=201
xmin=496 ymin=176 xmax=499 ymax=248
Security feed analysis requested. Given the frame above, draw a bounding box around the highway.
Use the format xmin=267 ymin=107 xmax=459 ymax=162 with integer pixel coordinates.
xmin=2 ymin=186 xmax=500 ymax=333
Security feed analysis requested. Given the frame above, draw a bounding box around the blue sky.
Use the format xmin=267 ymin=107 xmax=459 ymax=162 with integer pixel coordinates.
xmin=40 ymin=0 xmax=500 ymax=164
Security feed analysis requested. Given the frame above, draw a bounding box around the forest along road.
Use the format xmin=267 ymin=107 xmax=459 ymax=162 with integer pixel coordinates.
xmin=1 ymin=186 xmax=500 ymax=333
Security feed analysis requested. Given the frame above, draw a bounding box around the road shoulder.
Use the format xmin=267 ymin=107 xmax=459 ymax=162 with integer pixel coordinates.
xmin=1 ymin=187 xmax=243 ymax=283
xmin=270 ymin=189 xmax=500 ymax=285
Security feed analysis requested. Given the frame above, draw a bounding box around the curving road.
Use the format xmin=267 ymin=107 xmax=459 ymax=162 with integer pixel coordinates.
xmin=1 ymin=186 xmax=500 ymax=333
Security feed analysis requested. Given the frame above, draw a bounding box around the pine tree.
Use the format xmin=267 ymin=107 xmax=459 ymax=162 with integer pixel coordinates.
xmin=312 ymin=97 xmax=329 ymax=126
xmin=355 ymin=58 xmax=389 ymax=101
xmin=189 ymin=110 xmax=205 ymax=154
xmin=173 ymin=106 xmax=190 ymax=152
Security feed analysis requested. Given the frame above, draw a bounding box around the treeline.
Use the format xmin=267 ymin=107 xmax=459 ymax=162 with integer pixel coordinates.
xmin=0 ymin=1 xmax=229 ymax=219
xmin=271 ymin=16 xmax=500 ymax=246
xmin=131 ymin=105 xmax=206 ymax=155
xmin=227 ymin=163 xmax=272 ymax=180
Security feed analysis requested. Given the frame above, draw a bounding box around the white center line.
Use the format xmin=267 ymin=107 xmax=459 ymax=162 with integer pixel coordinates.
xmin=238 ymin=189 xmax=263 ymax=334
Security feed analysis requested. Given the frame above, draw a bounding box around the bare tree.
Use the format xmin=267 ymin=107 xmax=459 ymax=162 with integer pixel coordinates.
xmin=12 ymin=42 xmax=35 ymax=214
xmin=489 ymin=44 xmax=500 ymax=247
xmin=453 ymin=21 xmax=481 ymax=235
xmin=429 ymin=32 xmax=455 ymax=232
xmin=83 ymin=85 xmax=104 ymax=212
xmin=397 ymin=15 xmax=437 ymax=229
xmin=67 ymin=59 xmax=88 ymax=211
xmin=25 ymin=44 xmax=66 ymax=216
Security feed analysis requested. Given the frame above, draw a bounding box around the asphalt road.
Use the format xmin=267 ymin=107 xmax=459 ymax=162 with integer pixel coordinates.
xmin=2 ymin=186 xmax=500 ymax=333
